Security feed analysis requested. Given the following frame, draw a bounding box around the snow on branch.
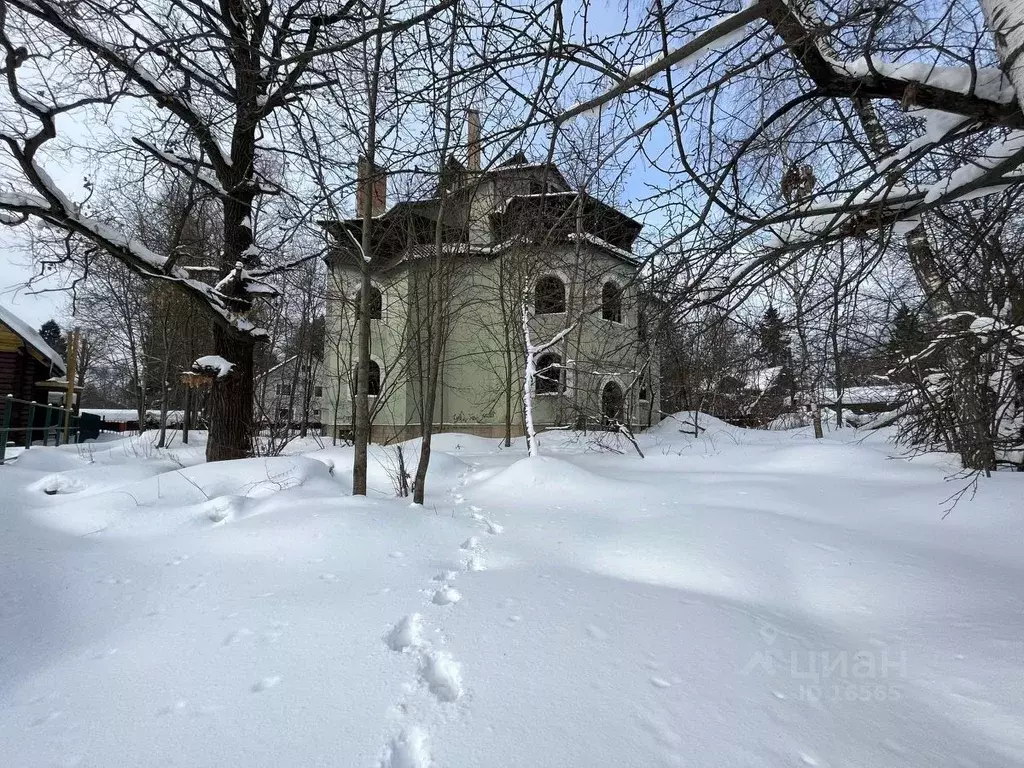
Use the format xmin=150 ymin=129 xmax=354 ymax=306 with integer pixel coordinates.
xmin=768 ymin=0 xmax=1022 ymax=127
xmin=192 ymin=355 xmax=235 ymax=380
xmin=12 ymin=0 xmax=232 ymax=173
xmin=830 ymin=57 xmax=1016 ymax=107
xmin=131 ymin=139 xmax=226 ymax=197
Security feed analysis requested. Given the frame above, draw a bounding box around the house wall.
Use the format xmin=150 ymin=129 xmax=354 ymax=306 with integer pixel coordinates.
xmin=323 ymin=262 xmax=412 ymax=440
xmin=259 ymin=365 xmax=325 ymax=425
xmin=0 ymin=322 xmax=60 ymax=431
xmin=322 ymin=241 xmax=660 ymax=443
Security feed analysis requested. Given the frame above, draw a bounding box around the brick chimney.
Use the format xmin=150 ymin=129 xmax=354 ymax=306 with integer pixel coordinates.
xmin=466 ymin=109 xmax=481 ymax=172
xmin=355 ymin=157 xmax=386 ymax=217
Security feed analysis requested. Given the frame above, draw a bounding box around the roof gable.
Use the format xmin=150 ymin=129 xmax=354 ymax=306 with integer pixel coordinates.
xmin=0 ymin=306 xmax=66 ymax=373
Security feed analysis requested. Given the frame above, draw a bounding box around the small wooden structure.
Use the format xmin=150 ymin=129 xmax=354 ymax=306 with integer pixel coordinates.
xmin=0 ymin=307 xmax=68 ymax=436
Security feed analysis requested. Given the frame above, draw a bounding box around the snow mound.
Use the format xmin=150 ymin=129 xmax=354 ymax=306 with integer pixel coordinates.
xmin=474 ymin=455 xmax=619 ymax=497
xmin=307 ymin=442 xmax=469 ymax=498
xmin=647 ymin=410 xmax=738 ymax=437
xmin=29 ymin=472 xmax=86 ymax=495
xmin=25 ymin=455 xmax=341 ymax=537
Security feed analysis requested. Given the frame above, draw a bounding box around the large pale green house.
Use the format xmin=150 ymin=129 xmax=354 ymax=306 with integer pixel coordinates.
xmin=322 ymin=144 xmax=660 ymax=444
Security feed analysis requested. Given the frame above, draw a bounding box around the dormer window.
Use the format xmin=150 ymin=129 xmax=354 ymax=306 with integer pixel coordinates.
xmin=535 ymin=275 xmax=566 ymax=315
xmin=601 ymin=281 xmax=622 ymax=323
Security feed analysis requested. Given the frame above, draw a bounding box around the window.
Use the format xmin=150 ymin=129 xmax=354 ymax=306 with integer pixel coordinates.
xmin=279 ymin=408 xmax=290 ymax=419
xmin=601 ymin=381 xmax=624 ymax=423
xmin=314 ymin=385 xmax=323 ymax=397
xmin=313 ymin=409 xmax=321 ymax=417
xmin=601 ymin=281 xmax=622 ymax=322
xmin=354 ymin=286 xmax=383 ymax=320
xmin=276 ymin=383 xmax=291 ymax=396
xmin=355 ymin=360 xmax=381 ymax=397
xmin=535 ymin=353 xmax=564 ymax=395
xmin=534 ymin=275 xmax=565 ymax=315
xmin=638 ymin=374 xmax=649 ymax=401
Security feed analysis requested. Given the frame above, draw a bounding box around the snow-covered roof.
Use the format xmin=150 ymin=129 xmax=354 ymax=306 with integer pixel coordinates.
xmin=81 ymin=409 xmax=185 ymax=423
xmin=821 ymin=385 xmax=902 ymax=404
xmin=0 ymin=306 xmax=66 ymax=373
xmin=745 ymin=366 xmax=782 ymax=393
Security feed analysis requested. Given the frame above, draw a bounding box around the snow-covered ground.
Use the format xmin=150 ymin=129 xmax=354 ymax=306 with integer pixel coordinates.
xmin=1 ymin=415 xmax=1022 ymax=767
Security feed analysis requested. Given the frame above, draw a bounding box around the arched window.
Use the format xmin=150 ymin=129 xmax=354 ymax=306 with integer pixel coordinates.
xmin=601 ymin=281 xmax=622 ymax=322
xmin=535 ymin=353 xmax=564 ymax=395
xmin=534 ymin=275 xmax=566 ymax=315
xmin=354 ymin=286 xmax=383 ymax=320
xmin=355 ymin=360 xmax=381 ymax=396
xmin=602 ymin=381 xmax=624 ymax=423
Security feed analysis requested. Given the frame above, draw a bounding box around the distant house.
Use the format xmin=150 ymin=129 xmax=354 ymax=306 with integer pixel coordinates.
xmin=820 ymin=385 xmax=901 ymax=416
xmin=706 ymin=364 xmax=794 ymax=426
xmin=257 ymin=354 xmax=324 ymax=428
xmin=0 ymin=307 xmax=70 ymax=434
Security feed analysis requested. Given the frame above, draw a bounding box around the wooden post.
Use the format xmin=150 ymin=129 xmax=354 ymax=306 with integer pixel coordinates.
xmin=812 ymin=404 xmax=823 ymax=439
xmin=43 ymin=403 xmax=51 ymax=446
xmin=25 ymin=400 xmax=35 ymax=449
xmin=0 ymin=394 xmax=12 ymax=464
xmin=62 ymin=330 xmax=78 ymax=445
xmin=182 ymin=386 xmax=191 ymax=444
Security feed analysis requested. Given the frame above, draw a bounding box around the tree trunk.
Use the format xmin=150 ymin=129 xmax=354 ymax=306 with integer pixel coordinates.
xmin=522 ymin=300 xmax=540 ymax=458
xmin=980 ymin=0 xmax=1024 ymax=108
xmin=156 ymin=353 xmax=170 ymax=448
xmin=205 ymin=329 xmax=255 ymax=462
xmin=352 ymin=260 xmax=373 ymax=494
xmin=182 ymin=386 xmax=191 ymax=444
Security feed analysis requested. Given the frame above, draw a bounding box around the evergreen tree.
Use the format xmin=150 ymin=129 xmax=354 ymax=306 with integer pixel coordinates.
xmin=38 ymin=319 xmax=67 ymax=360
xmin=756 ymin=305 xmax=791 ymax=367
xmin=886 ymin=304 xmax=929 ymax=364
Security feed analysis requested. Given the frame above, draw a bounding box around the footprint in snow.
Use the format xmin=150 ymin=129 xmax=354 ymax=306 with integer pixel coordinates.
xmin=431 ymin=586 xmax=461 ymax=605
xmin=464 ymin=554 xmax=486 ymax=572
xmin=380 ymin=725 xmax=431 ymax=768
xmin=223 ymin=628 xmax=253 ymax=646
xmin=460 ymin=537 xmax=479 ymax=551
xmin=385 ymin=614 xmax=424 ymax=652
xmin=419 ymin=650 xmax=463 ymax=702
xmin=30 ymin=710 xmax=63 ymax=727
xmin=471 ymin=513 xmax=503 ymax=534
xmin=251 ymin=676 xmax=281 ymax=693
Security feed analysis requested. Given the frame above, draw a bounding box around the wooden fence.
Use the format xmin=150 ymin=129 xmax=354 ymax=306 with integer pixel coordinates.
xmin=0 ymin=394 xmax=84 ymax=465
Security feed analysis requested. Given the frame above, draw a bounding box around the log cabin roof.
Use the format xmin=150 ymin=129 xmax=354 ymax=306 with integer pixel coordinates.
xmin=0 ymin=306 xmax=66 ymax=374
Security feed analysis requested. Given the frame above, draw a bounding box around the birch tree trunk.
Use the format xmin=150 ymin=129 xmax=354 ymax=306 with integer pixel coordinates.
xmin=521 ymin=300 xmax=540 ymax=458
xmin=980 ymin=0 xmax=1024 ymax=107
